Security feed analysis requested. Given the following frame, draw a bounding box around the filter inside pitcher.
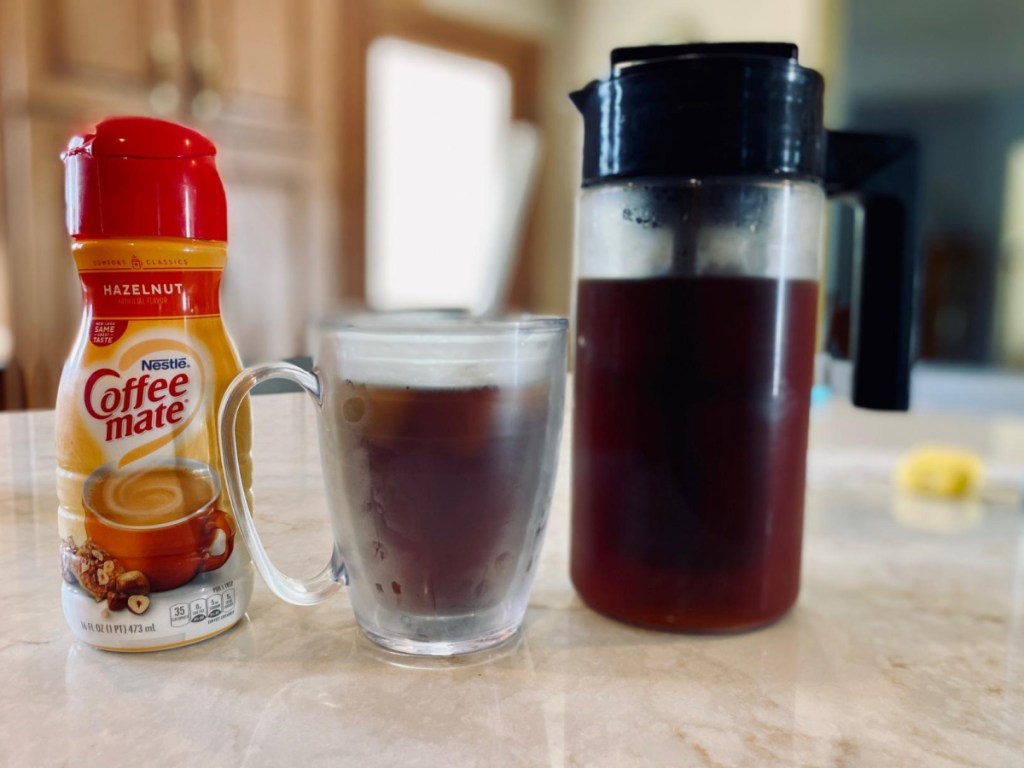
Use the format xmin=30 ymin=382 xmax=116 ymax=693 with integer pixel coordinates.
xmin=576 ymin=179 xmax=823 ymax=281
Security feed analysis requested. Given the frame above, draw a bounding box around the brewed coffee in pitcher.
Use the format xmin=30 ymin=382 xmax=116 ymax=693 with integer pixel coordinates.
xmin=569 ymin=44 xmax=918 ymax=631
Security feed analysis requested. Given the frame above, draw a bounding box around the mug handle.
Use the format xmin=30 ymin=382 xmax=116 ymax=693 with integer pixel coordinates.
xmin=198 ymin=508 xmax=234 ymax=573
xmin=218 ymin=362 xmax=345 ymax=606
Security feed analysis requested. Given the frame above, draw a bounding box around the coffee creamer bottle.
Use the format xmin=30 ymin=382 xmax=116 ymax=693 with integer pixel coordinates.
xmin=56 ymin=116 xmax=254 ymax=651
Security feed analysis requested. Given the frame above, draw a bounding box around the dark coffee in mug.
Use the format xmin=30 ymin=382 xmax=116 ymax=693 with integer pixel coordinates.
xmin=330 ymin=380 xmax=554 ymax=616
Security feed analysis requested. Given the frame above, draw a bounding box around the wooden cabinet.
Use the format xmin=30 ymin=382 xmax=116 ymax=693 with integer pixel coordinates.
xmin=21 ymin=0 xmax=181 ymax=115
xmin=0 ymin=0 xmax=338 ymax=408
xmin=192 ymin=0 xmax=312 ymax=133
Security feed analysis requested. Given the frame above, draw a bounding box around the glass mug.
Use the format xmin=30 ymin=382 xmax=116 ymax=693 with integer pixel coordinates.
xmin=218 ymin=315 xmax=568 ymax=656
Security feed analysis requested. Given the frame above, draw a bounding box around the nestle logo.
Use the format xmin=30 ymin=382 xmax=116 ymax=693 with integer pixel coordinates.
xmin=141 ymin=357 xmax=189 ymax=372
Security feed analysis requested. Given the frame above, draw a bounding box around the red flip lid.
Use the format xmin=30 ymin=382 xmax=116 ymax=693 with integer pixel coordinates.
xmin=63 ymin=116 xmax=227 ymax=241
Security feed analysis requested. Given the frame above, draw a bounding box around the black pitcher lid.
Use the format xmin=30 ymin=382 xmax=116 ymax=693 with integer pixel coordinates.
xmin=571 ymin=42 xmax=825 ymax=185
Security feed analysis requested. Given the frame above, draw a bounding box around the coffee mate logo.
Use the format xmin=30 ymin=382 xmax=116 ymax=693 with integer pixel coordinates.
xmin=83 ymin=338 xmax=206 ymax=467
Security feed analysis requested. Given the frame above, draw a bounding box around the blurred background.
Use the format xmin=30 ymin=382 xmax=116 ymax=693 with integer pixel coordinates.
xmin=0 ymin=0 xmax=1022 ymax=409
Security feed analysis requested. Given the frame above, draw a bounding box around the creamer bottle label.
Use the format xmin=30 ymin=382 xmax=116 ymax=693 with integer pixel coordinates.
xmin=57 ymin=240 xmax=253 ymax=652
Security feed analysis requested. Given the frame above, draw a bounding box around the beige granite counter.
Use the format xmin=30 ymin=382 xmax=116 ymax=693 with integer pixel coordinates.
xmin=1 ymin=393 xmax=1022 ymax=767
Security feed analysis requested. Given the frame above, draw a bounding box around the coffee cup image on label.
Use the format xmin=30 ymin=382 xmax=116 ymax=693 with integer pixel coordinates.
xmin=80 ymin=458 xmax=233 ymax=593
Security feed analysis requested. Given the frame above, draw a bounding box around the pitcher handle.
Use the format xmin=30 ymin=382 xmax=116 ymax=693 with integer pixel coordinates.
xmin=825 ymin=131 xmax=920 ymax=411
xmin=218 ymin=362 xmax=345 ymax=606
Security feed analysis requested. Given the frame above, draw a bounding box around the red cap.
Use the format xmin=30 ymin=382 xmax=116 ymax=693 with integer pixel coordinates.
xmin=63 ymin=116 xmax=227 ymax=241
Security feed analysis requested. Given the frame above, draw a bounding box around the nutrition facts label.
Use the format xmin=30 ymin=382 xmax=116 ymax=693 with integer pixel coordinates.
xmin=170 ymin=587 xmax=235 ymax=627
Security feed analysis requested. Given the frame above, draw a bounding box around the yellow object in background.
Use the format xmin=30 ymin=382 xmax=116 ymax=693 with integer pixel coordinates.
xmin=896 ymin=446 xmax=985 ymax=499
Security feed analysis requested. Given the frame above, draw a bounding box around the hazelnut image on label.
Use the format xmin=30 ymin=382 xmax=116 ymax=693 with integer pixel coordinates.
xmin=127 ymin=595 xmax=151 ymax=615
xmin=116 ymin=571 xmax=150 ymax=596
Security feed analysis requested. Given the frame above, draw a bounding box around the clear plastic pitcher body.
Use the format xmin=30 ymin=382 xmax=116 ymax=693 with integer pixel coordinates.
xmin=572 ymin=177 xmax=824 ymax=631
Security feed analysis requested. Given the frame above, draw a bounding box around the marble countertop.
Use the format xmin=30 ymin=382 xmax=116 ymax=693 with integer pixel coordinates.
xmin=1 ymin=393 xmax=1022 ymax=767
